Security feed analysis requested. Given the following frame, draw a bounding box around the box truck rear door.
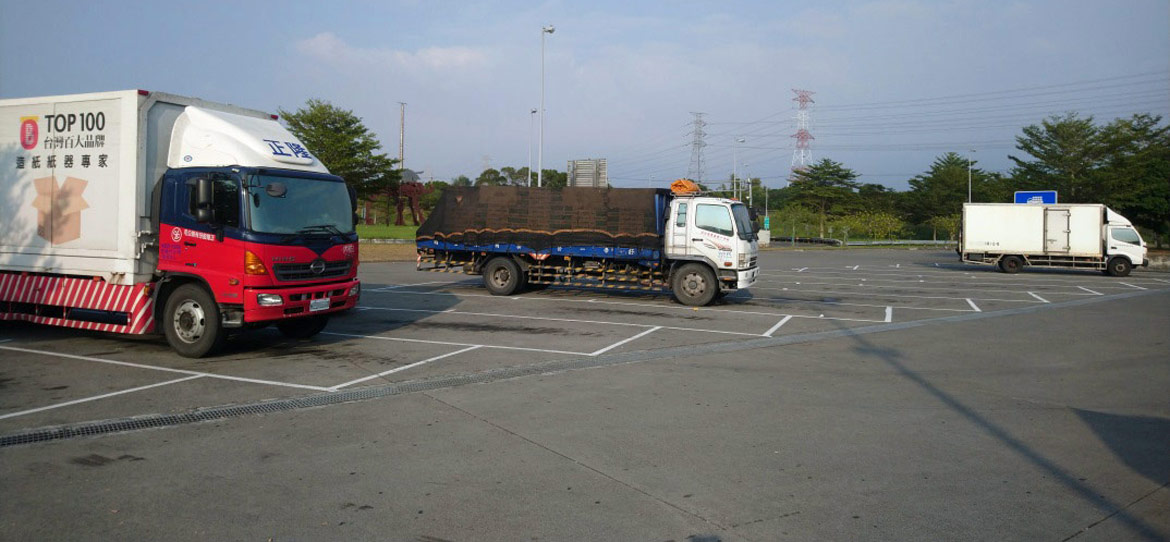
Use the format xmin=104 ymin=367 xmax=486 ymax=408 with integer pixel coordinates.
xmin=1044 ymin=208 xmax=1071 ymax=253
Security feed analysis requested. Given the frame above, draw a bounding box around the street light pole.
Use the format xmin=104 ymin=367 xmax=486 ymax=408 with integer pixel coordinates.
xmin=967 ymin=149 xmax=976 ymax=203
xmin=733 ymin=137 xmax=745 ymax=199
xmin=538 ymin=24 xmax=555 ymax=188
xmin=528 ymin=108 xmax=537 ymax=187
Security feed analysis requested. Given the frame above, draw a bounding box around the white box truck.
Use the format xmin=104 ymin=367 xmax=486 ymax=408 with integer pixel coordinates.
xmin=1 ymin=90 xmax=361 ymax=356
xmin=959 ymin=203 xmax=1147 ymax=276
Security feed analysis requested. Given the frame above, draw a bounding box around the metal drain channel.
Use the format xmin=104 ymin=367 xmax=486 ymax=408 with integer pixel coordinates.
xmin=1 ymin=287 xmax=1162 ymax=448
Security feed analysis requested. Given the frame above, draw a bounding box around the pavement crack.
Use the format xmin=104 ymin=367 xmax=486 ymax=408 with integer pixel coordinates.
xmin=1060 ymin=481 xmax=1170 ymax=542
xmin=422 ymin=392 xmax=738 ymax=537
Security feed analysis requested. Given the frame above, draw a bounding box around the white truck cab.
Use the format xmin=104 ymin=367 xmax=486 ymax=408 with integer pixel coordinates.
xmin=665 ymin=196 xmax=760 ymax=291
xmin=1103 ymin=208 xmax=1147 ymax=270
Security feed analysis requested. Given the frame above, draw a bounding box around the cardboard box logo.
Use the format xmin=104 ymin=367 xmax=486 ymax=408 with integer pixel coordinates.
xmin=30 ymin=176 xmax=89 ymax=245
xmin=20 ymin=116 xmax=39 ymax=150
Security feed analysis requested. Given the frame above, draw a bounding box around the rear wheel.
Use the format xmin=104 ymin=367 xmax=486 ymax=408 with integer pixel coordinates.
xmin=999 ymin=255 xmax=1023 ymax=274
xmin=483 ymin=257 xmax=524 ymax=296
xmin=672 ymin=263 xmax=718 ymax=306
xmin=1106 ymin=257 xmax=1132 ymax=277
xmin=277 ymin=315 xmax=329 ymax=339
xmin=163 ymin=284 xmax=224 ymax=358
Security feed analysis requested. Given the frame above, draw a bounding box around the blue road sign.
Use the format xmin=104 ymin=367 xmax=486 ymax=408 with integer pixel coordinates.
xmin=1014 ymin=190 xmax=1058 ymax=204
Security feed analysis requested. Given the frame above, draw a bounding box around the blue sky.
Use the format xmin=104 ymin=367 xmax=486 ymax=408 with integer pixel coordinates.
xmin=2 ymin=0 xmax=1168 ymax=192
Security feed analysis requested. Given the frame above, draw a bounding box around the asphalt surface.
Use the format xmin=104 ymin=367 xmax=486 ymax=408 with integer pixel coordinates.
xmin=1 ymin=249 xmax=1167 ymax=541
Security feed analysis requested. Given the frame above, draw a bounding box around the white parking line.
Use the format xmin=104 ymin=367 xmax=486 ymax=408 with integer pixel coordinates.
xmin=354 ymin=305 xmax=764 ymax=337
xmin=0 ymin=375 xmax=205 ymax=421
xmin=1078 ymin=286 xmax=1103 ymax=296
xmin=0 ymin=345 xmax=333 ymax=392
xmin=749 ymin=285 xmax=1044 ymax=305
xmin=754 ymin=280 xmax=1096 ymax=297
xmin=885 ymin=306 xmax=893 ymax=322
xmin=1150 ymin=278 xmax=1170 ymax=284
xmin=367 ymin=289 xmax=889 ymax=323
xmin=590 ymin=326 xmax=662 ymax=356
xmin=322 ymin=332 xmax=590 ymax=356
xmin=1028 ymin=292 xmax=1050 ymax=303
xmin=966 ymin=299 xmax=982 ymax=312
xmin=763 ymin=316 xmax=793 ymax=337
xmin=329 ymin=346 xmax=482 ymax=390
xmin=1119 ymin=282 xmax=1147 ymax=290
xmin=852 ymin=265 xmax=860 ymax=271
xmin=756 ymin=272 xmax=1143 ymax=291
xmin=368 ymin=281 xmax=455 ymax=291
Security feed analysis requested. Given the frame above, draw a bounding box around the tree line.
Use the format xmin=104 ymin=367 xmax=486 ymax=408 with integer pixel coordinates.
xmin=279 ymin=99 xmax=1167 ymax=245
xmin=755 ymin=112 xmax=1168 ymax=246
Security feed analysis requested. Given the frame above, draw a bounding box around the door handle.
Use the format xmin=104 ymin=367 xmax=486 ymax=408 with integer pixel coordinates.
xmin=692 ymin=238 xmax=704 ymax=242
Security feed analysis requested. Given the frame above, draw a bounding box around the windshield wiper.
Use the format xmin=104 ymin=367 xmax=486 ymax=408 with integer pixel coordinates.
xmin=298 ymin=224 xmax=344 ymax=236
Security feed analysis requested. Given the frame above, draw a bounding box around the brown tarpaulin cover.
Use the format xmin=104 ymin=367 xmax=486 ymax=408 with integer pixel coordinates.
xmin=416 ymin=186 xmax=667 ymax=251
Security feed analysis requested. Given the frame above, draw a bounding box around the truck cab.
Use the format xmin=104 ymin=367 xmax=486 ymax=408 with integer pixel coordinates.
xmin=152 ymin=106 xmax=360 ymax=356
xmin=665 ymin=196 xmax=759 ymax=298
xmin=1104 ymin=208 xmax=1147 ymax=275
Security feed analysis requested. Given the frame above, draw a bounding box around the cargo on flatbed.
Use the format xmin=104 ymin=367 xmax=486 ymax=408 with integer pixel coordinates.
xmin=416 ymin=184 xmax=760 ymax=306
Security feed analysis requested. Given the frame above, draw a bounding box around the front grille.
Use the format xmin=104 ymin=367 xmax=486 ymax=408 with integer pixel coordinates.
xmin=273 ymin=260 xmax=351 ymax=281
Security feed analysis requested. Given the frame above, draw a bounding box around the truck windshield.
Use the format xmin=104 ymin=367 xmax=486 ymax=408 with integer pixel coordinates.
xmin=245 ymin=174 xmax=354 ymax=235
xmin=730 ymin=204 xmax=756 ymax=241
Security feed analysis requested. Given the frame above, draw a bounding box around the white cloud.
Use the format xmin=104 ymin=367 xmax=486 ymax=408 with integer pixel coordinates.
xmin=296 ymin=32 xmax=492 ymax=77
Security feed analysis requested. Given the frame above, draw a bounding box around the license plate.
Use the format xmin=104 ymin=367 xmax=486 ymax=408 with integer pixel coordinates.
xmin=309 ymin=298 xmax=330 ymax=312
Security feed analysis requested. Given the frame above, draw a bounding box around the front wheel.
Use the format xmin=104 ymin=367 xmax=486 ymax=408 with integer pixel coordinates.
xmin=277 ymin=315 xmax=329 ymax=339
xmin=1106 ymin=257 xmax=1132 ymax=277
xmin=163 ymin=283 xmax=224 ymax=358
xmin=672 ymin=263 xmax=718 ymax=306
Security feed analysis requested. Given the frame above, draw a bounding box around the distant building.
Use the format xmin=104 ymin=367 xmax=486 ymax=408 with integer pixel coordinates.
xmin=567 ymin=158 xmax=608 ymax=188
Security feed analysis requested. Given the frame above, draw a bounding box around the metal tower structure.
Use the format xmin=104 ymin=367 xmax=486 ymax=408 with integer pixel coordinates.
xmin=687 ymin=112 xmax=707 ymax=183
xmin=790 ymin=89 xmax=815 ymax=170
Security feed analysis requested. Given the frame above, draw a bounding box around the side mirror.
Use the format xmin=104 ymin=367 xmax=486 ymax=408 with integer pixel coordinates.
xmin=194 ymin=178 xmax=214 ymax=223
xmin=348 ymin=185 xmax=359 ymax=227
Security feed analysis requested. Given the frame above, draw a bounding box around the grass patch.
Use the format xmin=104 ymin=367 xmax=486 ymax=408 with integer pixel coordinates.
xmin=356 ymin=224 xmax=419 ymax=239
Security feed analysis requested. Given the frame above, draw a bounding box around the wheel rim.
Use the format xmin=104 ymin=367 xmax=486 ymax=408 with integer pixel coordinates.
xmin=681 ymin=272 xmax=707 ymax=297
xmin=172 ymin=300 xmax=206 ymax=344
xmin=490 ymin=267 xmax=512 ymax=289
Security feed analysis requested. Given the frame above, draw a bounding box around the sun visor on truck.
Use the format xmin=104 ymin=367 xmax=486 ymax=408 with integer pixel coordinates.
xmin=167 ymin=106 xmax=329 ymax=173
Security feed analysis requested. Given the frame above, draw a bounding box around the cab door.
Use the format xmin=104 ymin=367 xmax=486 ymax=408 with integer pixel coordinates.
xmin=665 ymin=200 xmax=690 ymax=258
xmin=1106 ymin=226 xmax=1145 ymax=264
xmin=158 ymin=172 xmax=246 ymax=303
xmin=691 ymin=203 xmax=736 ymax=268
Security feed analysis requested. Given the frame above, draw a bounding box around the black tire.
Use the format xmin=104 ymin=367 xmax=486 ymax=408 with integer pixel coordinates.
xmin=277 ymin=315 xmax=329 ymax=339
xmin=1000 ymin=255 xmax=1023 ymax=274
xmin=483 ymin=257 xmax=524 ymax=296
xmin=163 ymin=283 xmax=224 ymax=358
xmin=1106 ymin=257 xmax=1132 ymax=277
xmin=672 ymin=263 xmax=718 ymax=306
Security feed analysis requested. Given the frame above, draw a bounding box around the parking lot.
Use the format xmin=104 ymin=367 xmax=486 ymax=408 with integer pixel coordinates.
xmin=2 ymin=248 xmax=1168 ymax=541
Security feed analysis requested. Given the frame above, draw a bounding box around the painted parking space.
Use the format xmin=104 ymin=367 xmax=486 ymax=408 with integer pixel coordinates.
xmin=1 ymin=249 xmax=1166 ymax=437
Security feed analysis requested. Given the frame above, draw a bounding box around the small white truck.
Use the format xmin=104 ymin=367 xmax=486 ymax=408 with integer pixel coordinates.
xmin=959 ymin=203 xmax=1147 ymax=276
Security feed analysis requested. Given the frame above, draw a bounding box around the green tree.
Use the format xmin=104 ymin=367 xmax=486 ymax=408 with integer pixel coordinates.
xmin=539 ymin=169 xmax=569 ymax=189
xmin=475 ymin=168 xmax=506 ymax=186
xmin=902 ymin=152 xmax=992 ymax=224
xmin=1098 ymin=114 xmax=1170 ymax=244
xmin=451 ymin=175 xmax=472 ymax=187
xmin=787 ymin=158 xmax=861 ymax=237
xmin=1009 ymin=113 xmax=1105 ymax=201
xmin=420 ymin=180 xmax=449 ymax=213
xmin=279 ymin=99 xmax=400 ymax=202
xmin=926 ymin=214 xmax=961 ymax=241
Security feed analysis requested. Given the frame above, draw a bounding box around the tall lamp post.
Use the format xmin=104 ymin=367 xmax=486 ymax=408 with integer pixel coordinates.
xmin=967 ymin=149 xmax=977 ymax=203
xmin=732 ymin=137 xmax=745 ymax=199
xmin=538 ymin=24 xmax=555 ymax=188
xmin=528 ymin=108 xmax=537 ymax=186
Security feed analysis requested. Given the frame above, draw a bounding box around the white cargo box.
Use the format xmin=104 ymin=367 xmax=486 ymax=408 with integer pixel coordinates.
xmin=961 ymin=203 xmax=1122 ymax=258
xmin=0 ymin=90 xmax=325 ymax=284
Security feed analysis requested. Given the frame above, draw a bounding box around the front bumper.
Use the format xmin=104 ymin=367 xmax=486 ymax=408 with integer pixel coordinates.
xmin=719 ymin=266 xmax=759 ymax=290
xmin=242 ymin=278 xmax=360 ymax=322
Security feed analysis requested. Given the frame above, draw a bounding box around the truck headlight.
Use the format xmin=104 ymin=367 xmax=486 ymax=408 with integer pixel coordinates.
xmin=257 ymin=293 xmax=283 ymax=306
xmin=349 ymin=283 xmax=361 ymax=297
xmin=738 ymin=253 xmax=747 ymax=267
